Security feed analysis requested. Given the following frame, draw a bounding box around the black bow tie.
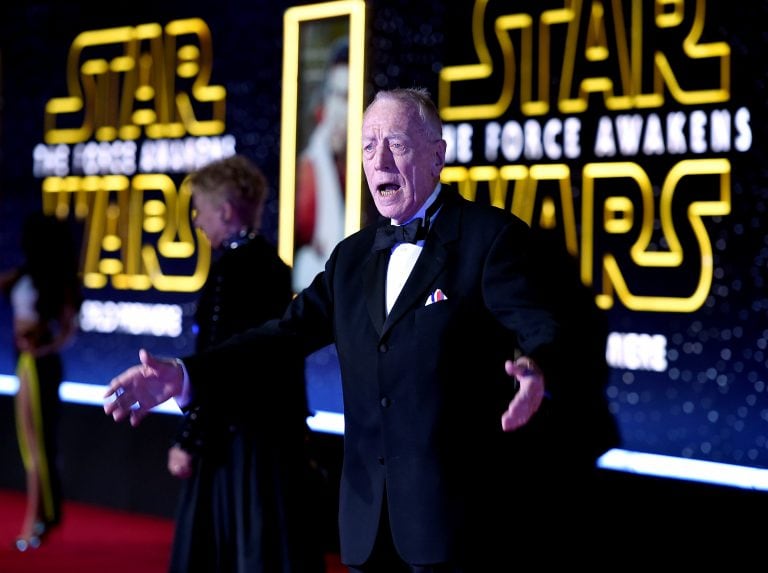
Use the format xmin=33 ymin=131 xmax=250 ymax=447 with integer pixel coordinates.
xmin=372 ymin=218 xmax=425 ymax=251
xmin=371 ymin=192 xmax=445 ymax=252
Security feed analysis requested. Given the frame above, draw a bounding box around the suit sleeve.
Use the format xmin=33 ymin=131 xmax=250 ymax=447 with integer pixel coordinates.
xmin=181 ymin=266 xmax=336 ymax=419
xmin=482 ymin=217 xmax=564 ymax=395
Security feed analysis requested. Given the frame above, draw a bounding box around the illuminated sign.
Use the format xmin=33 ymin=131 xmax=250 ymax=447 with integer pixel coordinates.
xmin=437 ymin=0 xmax=751 ymax=314
xmin=33 ymin=18 xmax=235 ymax=293
xmin=278 ymin=0 xmax=367 ymax=269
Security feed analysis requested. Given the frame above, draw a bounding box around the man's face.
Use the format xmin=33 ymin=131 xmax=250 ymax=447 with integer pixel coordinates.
xmin=361 ymin=98 xmax=445 ymax=224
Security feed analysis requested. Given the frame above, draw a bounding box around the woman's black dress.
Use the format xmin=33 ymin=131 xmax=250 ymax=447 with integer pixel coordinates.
xmin=168 ymin=233 xmax=326 ymax=573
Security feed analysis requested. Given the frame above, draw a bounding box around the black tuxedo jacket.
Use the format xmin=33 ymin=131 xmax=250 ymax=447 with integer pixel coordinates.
xmin=185 ymin=185 xmax=561 ymax=567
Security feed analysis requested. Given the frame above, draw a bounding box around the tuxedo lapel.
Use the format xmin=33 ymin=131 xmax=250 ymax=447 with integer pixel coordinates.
xmin=382 ymin=240 xmax=447 ymax=334
xmin=364 ymin=249 xmax=389 ymax=334
xmin=382 ymin=190 xmax=461 ymax=335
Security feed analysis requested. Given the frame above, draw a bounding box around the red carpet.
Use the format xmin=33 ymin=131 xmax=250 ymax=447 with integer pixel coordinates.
xmin=0 ymin=488 xmax=346 ymax=573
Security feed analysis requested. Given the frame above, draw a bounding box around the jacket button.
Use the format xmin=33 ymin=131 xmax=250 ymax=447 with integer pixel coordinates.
xmin=377 ymin=456 xmax=385 ymax=465
xmin=378 ymin=343 xmax=388 ymax=352
xmin=380 ymin=397 xmax=391 ymax=408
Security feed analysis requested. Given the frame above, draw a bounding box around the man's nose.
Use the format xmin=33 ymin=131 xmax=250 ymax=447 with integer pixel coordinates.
xmin=373 ymin=143 xmax=393 ymax=170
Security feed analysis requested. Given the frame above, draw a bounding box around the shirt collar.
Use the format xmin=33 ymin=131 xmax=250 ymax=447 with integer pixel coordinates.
xmin=390 ymin=183 xmax=443 ymax=227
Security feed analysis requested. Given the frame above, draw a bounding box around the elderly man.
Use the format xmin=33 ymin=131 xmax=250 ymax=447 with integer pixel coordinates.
xmin=105 ymin=87 xmax=562 ymax=572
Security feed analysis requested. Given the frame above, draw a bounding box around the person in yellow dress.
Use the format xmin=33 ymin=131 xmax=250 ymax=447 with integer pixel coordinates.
xmin=1 ymin=213 xmax=82 ymax=552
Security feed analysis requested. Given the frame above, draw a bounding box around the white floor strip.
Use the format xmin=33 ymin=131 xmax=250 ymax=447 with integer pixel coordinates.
xmin=1 ymin=374 xmax=766 ymax=491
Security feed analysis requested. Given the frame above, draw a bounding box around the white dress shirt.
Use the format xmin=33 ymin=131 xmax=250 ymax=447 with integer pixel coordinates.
xmin=385 ymin=185 xmax=443 ymax=315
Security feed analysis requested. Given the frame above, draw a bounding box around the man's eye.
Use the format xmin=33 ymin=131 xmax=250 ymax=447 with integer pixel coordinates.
xmin=389 ymin=142 xmax=405 ymax=154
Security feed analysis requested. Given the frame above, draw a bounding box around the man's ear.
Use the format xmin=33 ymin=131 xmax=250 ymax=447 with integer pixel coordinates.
xmin=432 ymin=140 xmax=447 ymax=177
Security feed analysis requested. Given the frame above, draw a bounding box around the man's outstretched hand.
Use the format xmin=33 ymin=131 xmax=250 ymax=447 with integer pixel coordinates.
xmin=500 ymin=356 xmax=546 ymax=432
xmin=103 ymin=349 xmax=184 ymax=427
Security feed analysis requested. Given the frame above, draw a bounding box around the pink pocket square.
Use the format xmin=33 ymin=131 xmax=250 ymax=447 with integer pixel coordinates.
xmin=425 ymin=288 xmax=448 ymax=306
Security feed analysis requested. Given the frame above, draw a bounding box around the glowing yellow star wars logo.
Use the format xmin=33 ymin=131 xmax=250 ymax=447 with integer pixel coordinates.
xmin=437 ymin=0 xmax=750 ymax=313
xmin=45 ymin=18 xmax=225 ymax=143
xmin=35 ymin=18 xmax=234 ymax=292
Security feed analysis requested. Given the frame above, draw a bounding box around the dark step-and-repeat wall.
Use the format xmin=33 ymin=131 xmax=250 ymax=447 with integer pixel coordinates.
xmin=1 ymin=0 xmax=767 ymax=521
